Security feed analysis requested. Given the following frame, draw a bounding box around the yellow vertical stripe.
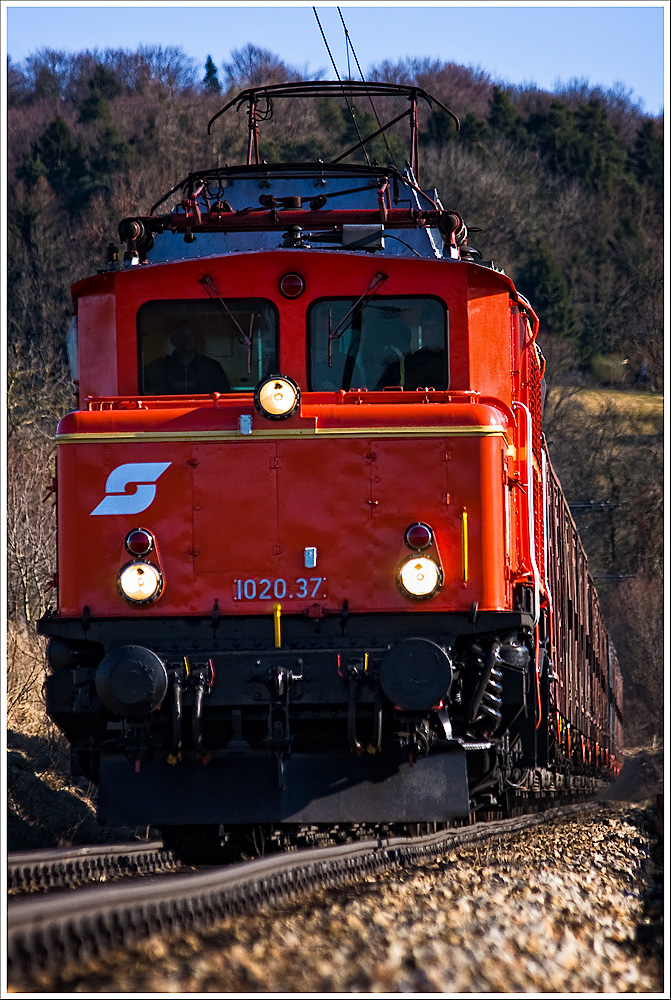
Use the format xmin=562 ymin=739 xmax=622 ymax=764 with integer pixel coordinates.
xmin=461 ymin=510 xmax=468 ymax=583
xmin=273 ymin=603 xmax=282 ymax=648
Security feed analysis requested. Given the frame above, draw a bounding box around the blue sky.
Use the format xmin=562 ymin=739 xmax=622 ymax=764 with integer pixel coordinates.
xmin=3 ymin=2 xmax=668 ymax=115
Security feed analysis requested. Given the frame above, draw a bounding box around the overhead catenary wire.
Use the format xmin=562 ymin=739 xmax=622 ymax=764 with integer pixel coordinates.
xmin=312 ymin=7 xmax=371 ymax=166
xmin=337 ymin=6 xmax=398 ymax=169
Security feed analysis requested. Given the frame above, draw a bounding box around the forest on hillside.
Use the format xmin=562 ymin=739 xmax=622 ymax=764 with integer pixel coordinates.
xmin=6 ymin=44 xmax=664 ymax=740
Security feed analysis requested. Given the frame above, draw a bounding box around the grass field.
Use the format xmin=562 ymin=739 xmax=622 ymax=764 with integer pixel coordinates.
xmin=546 ymin=386 xmax=664 ymax=436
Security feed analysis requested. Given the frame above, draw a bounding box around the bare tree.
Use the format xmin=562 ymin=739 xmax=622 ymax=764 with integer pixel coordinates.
xmin=7 ymin=433 xmax=58 ymax=718
xmin=221 ymin=44 xmax=310 ymax=90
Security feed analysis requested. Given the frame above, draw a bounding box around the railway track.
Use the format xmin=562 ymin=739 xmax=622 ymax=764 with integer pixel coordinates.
xmin=7 ymin=840 xmax=178 ymax=894
xmin=7 ymin=802 xmax=598 ymax=981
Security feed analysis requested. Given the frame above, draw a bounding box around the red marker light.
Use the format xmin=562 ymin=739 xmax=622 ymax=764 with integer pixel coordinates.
xmin=279 ymin=272 xmax=305 ymax=299
xmin=404 ymin=522 xmax=434 ymax=551
xmin=125 ymin=528 xmax=154 ymax=557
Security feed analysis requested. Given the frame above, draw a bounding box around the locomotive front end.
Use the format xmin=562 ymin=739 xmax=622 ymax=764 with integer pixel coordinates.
xmin=45 ymin=245 xmax=521 ymax=827
xmin=40 ymin=83 xmax=622 ymax=846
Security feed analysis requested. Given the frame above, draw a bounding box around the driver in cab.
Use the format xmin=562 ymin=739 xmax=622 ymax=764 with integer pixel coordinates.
xmin=143 ymin=322 xmax=230 ymax=395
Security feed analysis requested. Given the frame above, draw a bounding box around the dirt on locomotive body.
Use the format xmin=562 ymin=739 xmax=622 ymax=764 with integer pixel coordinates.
xmin=40 ymin=82 xmax=623 ymax=852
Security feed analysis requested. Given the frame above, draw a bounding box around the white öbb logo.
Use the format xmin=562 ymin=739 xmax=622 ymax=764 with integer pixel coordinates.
xmin=90 ymin=462 xmax=171 ymax=516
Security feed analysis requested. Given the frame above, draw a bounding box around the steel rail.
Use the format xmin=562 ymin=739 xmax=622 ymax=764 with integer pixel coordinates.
xmin=7 ymin=840 xmax=176 ymax=894
xmin=7 ymin=803 xmax=598 ymax=981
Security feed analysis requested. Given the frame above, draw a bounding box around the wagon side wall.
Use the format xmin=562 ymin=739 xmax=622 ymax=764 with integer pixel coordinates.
xmin=543 ymin=443 xmax=623 ymax=764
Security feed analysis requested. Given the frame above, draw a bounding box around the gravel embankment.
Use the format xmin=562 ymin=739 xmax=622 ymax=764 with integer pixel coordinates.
xmin=15 ymin=803 xmax=663 ymax=994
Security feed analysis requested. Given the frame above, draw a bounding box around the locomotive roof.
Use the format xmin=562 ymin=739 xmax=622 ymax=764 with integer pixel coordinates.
xmin=113 ymin=80 xmax=497 ymax=270
xmin=124 ymin=162 xmax=465 ymax=265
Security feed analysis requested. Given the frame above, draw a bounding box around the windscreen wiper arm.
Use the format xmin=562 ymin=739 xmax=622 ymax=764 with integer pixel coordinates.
xmin=327 ymin=272 xmax=388 ymax=366
xmin=200 ymin=274 xmax=254 ymax=374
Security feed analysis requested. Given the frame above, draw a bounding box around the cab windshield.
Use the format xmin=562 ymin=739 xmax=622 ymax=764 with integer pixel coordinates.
xmin=309 ymin=296 xmax=448 ymax=391
xmin=139 ymin=298 xmax=278 ymax=395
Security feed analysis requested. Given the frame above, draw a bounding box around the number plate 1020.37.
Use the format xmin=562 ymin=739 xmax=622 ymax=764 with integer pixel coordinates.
xmin=232 ymin=577 xmax=328 ymax=601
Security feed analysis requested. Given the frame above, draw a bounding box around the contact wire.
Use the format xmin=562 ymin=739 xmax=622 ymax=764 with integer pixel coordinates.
xmin=312 ymin=7 xmax=371 ymax=166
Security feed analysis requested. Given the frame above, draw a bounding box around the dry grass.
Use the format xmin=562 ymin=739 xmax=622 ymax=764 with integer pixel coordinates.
xmin=546 ymin=386 xmax=663 ymax=436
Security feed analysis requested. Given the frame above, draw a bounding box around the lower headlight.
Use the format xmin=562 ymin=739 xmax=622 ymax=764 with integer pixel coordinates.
xmin=398 ymin=556 xmax=442 ymax=600
xmin=118 ymin=561 xmax=163 ymax=604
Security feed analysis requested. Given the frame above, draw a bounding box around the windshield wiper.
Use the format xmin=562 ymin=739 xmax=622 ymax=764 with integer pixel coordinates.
xmin=327 ymin=272 xmax=388 ymax=367
xmin=200 ymin=274 xmax=254 ymax=374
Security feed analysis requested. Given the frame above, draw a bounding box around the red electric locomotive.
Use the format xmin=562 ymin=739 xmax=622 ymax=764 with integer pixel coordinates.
xmin=41 ymin=83 xmax=623 ymax=847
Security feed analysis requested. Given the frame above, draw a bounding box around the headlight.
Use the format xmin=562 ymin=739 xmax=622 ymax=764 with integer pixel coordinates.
xmin=118 ymin=561 xmax=163 ymax=604
xmin=397 ymin=556 xmax=442 ymax=600
xmin=254 ymin=374 xmax=300 ymax=420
